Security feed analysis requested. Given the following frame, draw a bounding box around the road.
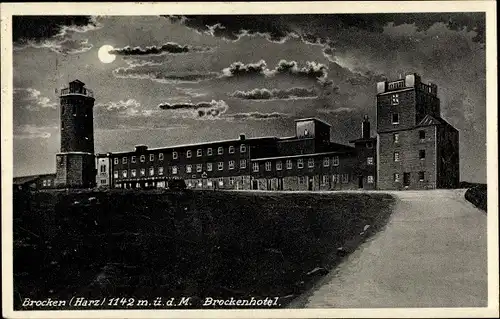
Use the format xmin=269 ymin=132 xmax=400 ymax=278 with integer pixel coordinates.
xmin=291 ymin=189 xmax=488 ymax=308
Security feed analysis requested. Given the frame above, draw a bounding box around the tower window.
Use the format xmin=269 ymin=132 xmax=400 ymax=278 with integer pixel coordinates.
xmin=394 ymin=152 xmax=400 ymax=162
xmin=419 ymin=150 xmax=426 ymax=160
xmin=393 ymin=133 xmax=400 ymax=143
xmin=419 ymin=171 xmax=425 ymax=181
xmin=391 ymin=94 xmax=399 ymax=105
xmin=367 ymin=157 xmax=374 ymax=165
xmin=419 ymin=130 xmax=426 ymax=140
xmin=394 ymin=173 xmax=400 ymax=182
xmin=392 ymin=113 xmax=399 ymax=124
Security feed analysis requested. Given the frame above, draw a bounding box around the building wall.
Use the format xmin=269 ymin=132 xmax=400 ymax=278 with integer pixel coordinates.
xmin=96 ymin=156 xmax=110 ymax=188
xmin=377 ymin=89 xmax=416 ymax=132
xmin=436 ymin=125 xmax=460 ymax=188
xmin=60 ymin=95 xmax=95 ymax=154
xmin=378 ymin=126 xmax=437 ymax=190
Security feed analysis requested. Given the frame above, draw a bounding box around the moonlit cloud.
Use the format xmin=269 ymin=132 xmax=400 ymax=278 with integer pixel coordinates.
xmin=110 ymin=42 xmax=214 ymax=56
xmin=158 ymin=100 xmax=229 ymax=119
xmin=230 ymin=87 xmax=317 ymax=100
xmin=14 ymin=88 xmax=57 ymax=111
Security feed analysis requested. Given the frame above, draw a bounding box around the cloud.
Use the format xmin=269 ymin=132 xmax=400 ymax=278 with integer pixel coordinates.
xmin=14 ymin=124 xmax=58 ymax=139
xmin=96 ymin=99 xmax=158 ymax=117
xmin=221 ymin=60 xmax=268 ymax=77
xmin=230 ymin=87 xmax=317 ymax=100
xmin=110 ymin=42 xmax=214 ymax=56
xmin=14 ymin=88 xmax=57 ymax=111
xmin=224 ymin=112 xmax=289 ymax=121
xmin=158 ymin=100 xmax=229 ymax=119
xmin=14 ymin=38 xmax=94 ymax=55
xmin=176 ymin=87 xmax=209 ymax=98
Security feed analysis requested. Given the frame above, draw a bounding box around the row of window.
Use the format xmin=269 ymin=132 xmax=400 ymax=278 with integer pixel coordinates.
xmin=393 ymin=150 xmax=426 ymax=162
xmin=255 ymin=156 xmax=342 ymax=172
xmin=113 ymin=145 xmax=247 ymax=165
xmin=394 ymin=172 xmax=426 ymax=182
xmin=392 ymin=131 xmax=427 ymax=143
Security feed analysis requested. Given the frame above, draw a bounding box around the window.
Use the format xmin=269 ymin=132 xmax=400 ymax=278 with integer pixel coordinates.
xmin=342 ymin=173 xmax=349 ymax=183
xmin=122 ymin=157 xmax=127 ymax=164
xmin=186 ymin=150 xmax=192 ymax=158
xmin=149 ymin=167 xmax=154 ymax=176
xmin=114 ymin=158 xmax=119 ymax=165
xmin=265 ymin=161 xmax=272 ymax=171
xmin=131 ymin=169 xmax=137 ymax=177
xmin=253 ymin=162 xmax=259 ymax=172
xmin=366 ymin=142 xmax=373 ymax=149
xmin=218 ymin=162 xmax=224 ymax=171
xmin=297 ymin=159 xmax=304 ymax=169
xmin=113 ymin=171 xmax=118 ymax=179
xmin=229 ymin=146 xmax=235 ymax=154
xmin=304 ymin=129 xmax=309 ymax=136
xmin=218 ymin=147 xmax=223 ymax=155
xmin=122 ymin=170 xmax=128 ymax=178
xmin=323 ymin=157 xmax=330 ymax=167
xmin=394 ymin=173 xmax=400 ymax=182
xmin=159 ymin=153 xmax=164 ymax=161
xmin=43 ymin=180 xmax=47 ymax=187
xmin=218 ymin=177 xmax=224 ymax=186
xmin=207 ymin=180 xmax=213 ymax=187
xmin=419 ymin=171 xmax=425 ymax=181
xmin=322 ymin=175 xmax=329 ymax=185
xmin=140 ymin=155 xmax=145 ymax=162
xmin=197 ymin=149 xmax=202 ymax=157
xmin=394 ymin=152 xmax=400 ymax=162
xmin=100 ymin=165 xmax=106 ymax=173
xmin=276 ymin=161 xmax=282 ymax=170
xmin=229 ymin=160 xmax=235 ymax=170
xmin=172 ymin=166 xmax=177 ymax=175
xmin=196 ymin=164 xmax=202 ymax=172
xmin=367 ymin=175 xmax=374 ymax=184
xmin=207 ymin=148 xmax=213 ymax=156
xmin=131 ymin=156 xmax=136 ymax=163
xmin=286 ymin=159 xmax=292 ymax=169
xmin=393 ymin=133 xmax=400 ymax=144
xmin=101 ymin=179 xmax=107 ymax=185
xmin=392 ymin=113 xmax=399 ymax=124
xmin=186 ymin=165 xmax=192 ymax=173
xmin=298 ymin=176 xmax=305 ymax=184
xmin=172 ymin=151 xmax=178 ymax=159
xmin=229 ymin=177 xmax=235 ymax=185
xmin=240 ymin=144 xmax=246 ymax=153
xmin=332 ymin=156 xmax=340 ymax=166
xmin=240 ymin=159 xmax=247 ymax=169
xmin=149 ymin=154 xmax=154 ymax=162
xmin=308 ymin=158 xmax=314 ymax=168
xmin=419 ymin=150 xmax=426 ymax=160
xmin=332 ymin=174 xmax=340 ymax=183
xmin=419 ymin=130 xmax=426 ymax=140
xmin=391 ymin=94 xmax=399 ymax=105
xmin=367 ymin=157 xmax=374 ymax=165
xmin=159 ymin=167 xmax=164 ymax=175
xmin=140 ymin=168 xmax=145 ymax=176
xmin=207 ymin=163 xmax=213 ymax=172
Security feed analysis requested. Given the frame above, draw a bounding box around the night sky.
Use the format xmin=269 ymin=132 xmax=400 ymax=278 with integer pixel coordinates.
xmin=12 ymin=13 xmax=486 ymax=182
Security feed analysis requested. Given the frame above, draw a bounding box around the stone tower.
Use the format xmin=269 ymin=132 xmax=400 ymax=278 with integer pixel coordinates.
xmin=55 ymin=80 xmax=96 ymax=188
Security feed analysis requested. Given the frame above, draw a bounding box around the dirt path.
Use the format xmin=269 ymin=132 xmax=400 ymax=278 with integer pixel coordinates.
xmin=291 ymin=189 xmax=487 ymax=308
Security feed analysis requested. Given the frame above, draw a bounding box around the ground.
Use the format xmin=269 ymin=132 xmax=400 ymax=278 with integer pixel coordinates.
xmin=290 ymin=189 xmax=488 ymax=308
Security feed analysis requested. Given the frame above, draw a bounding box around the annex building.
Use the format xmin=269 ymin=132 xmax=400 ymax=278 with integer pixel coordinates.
xmin=14 ymin=73 xmax=460 ymax=191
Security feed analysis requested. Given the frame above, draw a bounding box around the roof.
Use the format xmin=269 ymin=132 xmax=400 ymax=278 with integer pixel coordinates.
xmin=294 ymin=117 xmax=332 ymax=127
xmin=251 ymin=150 xmax=354 ymax=161
xmin=13 ymin=175 xmax=40 ymax=185
xmin=70 ymin=79 xmax=85 ymax=85
xmin=416 ymin=115 xmax=458 ymax=131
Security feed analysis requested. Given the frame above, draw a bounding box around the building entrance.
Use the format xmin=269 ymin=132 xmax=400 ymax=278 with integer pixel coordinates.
xmin=403 ymin=172 xmax=411 ymax=187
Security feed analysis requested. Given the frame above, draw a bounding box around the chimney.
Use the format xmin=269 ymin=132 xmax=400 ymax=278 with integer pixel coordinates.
xmin=240 ymin=133 xmax=246 ymax=140
xmin=362 ymin=115 xmax=370 ymax=139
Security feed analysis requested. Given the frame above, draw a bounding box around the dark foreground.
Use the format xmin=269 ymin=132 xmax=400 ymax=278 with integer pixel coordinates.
xmin=13 ymin=189 xmax=394 ymax=310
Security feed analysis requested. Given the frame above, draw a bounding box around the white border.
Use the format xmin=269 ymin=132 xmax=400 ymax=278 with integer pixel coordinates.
xmin=1 ymin=2 xmax=498 ymax=318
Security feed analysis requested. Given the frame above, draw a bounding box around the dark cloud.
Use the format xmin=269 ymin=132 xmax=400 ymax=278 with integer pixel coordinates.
xmin=110 ymin=42 xmax=213 ymax=56
xmin=226 ymin=112 xmax=289 ymax=120
xmin=230 ymin=87 xmax=317 ymax=100
xmin=158 ymin=100 xmax=229 ymax=119
xmin=112 ymin=65 xmax=219 ymax=84
xmin=13 ymin=88 xmax=57 ymax=111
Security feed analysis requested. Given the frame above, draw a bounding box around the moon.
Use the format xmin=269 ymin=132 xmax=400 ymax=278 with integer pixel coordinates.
xmin=98 ymin=45 xmax=116 ymax=64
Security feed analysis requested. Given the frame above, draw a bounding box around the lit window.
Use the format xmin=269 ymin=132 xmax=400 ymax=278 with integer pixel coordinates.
xmin=122 ymin=157 xmax=127 ymax=164
xmin=140 ymin=155 xmax=145 ymax=162
xmin=172 ymin=166 xmax=177 ymax=175
xmin=131 ymin=156 xmax=136 ymax=163
xmin=419 ymin=171 xmax=425 ymax=181
xmin=43 ymin=180 xmax=47 ymax=186
xmin=394 ymin=152 xmax=400 ymax=162
xmin=332 ymin=156 xmax=339 ymax=166
xmin=207 ymin=163 xmax=213 ymax=171
xmin=218 ymin=147 xmax=223 ymax=155
xmin=367 ymin=157 xmax=374 ymax=165
xmin=276 ymin=161 xmax=282 ymax=170
xmin=229 ymin=146 xmax=235 ymax=154
xmin=186 ymin=150 xmax=192 ymax=158
xmin=367 ymin=175 xmax=374 ymax=184
xmin=197 ymin=180 xmax=202 ymax=187
xmin=207 ymin=180 xmax=213 ymax=187
xmin=393 ymin=133 xmax=400 ymax=143
xmin=140 ymin=168 xmax=145 ymax=176
xmin=342 ymin=173 xmax=349 ymax=183
xmin=323 ymin=157 xmax=330 ymax=167
xmin=240 ymin=159 xmax=246 ymax=169
xmin=394 ymin=173 xmax=400 ymax=182
xmin=114 ymin=158 xmax=119 ymax=165
xmin=218 ymin=162 xmax=224 ymax=170
xmin=197 ymin=149 xmax=202 ymax=157
xmin=131 ymin=169 xmax=136 ymax=177
xmin=304 ymin=129 xmax=309 ymax=136
xmin=419 ymin=150 xmax=426 ymax=160
xmin=113 ymin=171 xmax=118 ymax=178
xmin=392 ymin=113 xmax=399 ymax=124
xmin=149 ymin=167 xmax=154 ymax=176
xmin=159 ymin=153 xmax=164 ymax=161
xmin=101 ymin=179 xmax=107 ymax=185
xmin=229 ymin=160 xmax=235 ymax=170
xmin=253 ymin=162 xmax=259 ymax=172
xmin=207 ymin=148 xmax=213 ymax=156
xmin=218 ymin=177 xmax=224 ymax=187
xmin=122 ymin=170 xmax=128 ymax=178
xmin=186 ymin=165 xmax=192 ymax=173
xmin=298 ymin=176 xmax=305 ymax=184
xmin=150 ymin=154 xmax=154 ymax=161
xmin=100 ymin=165 xmax=106 ymax=173
xmin=332 ymin=174 xmax=340 ymax=183
xmin=172 ymin=151 xmax=178 ymax=159
xmin=229 ymin=177 xmax=235 ymax=185
xmin=308 ymin=158 xmax=314 ymax=168
xmin=240 ymin=144 xmax=246 ymax=153
xmin=297 ymin=159 xmax=304 ymax=169
xmin=286 ymin=160 xmax=292 ymax=169
xmin=391 ymin=94 xmax=399 ymax=105
xmin=265 ymin=161 xmax=272 ymax=171
xmin=159 ymin=167 xmax=164 ymax=175
xmin=196 ymin=164 xmax=202 ymax=172
xmin=321 ymin=175 xmax=329 ymax=185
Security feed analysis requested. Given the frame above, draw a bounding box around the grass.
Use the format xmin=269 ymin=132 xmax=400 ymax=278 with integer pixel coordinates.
xmin=13 ymin=189 xmax=395 ymax=309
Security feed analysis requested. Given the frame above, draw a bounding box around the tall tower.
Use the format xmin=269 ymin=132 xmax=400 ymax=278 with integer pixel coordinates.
xmin=55 ymin=80 xmax=96 ymax=188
